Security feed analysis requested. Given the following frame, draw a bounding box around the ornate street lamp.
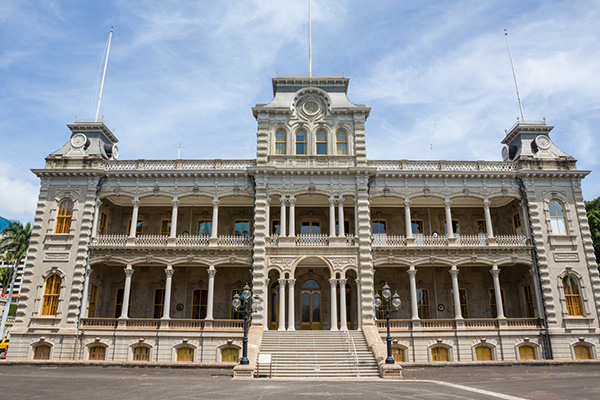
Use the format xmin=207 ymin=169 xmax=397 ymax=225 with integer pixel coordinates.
xmin=375 ymin=283 xmax=401 ymax=364
xmin=232 ymin=283 xmax=260 ymax=365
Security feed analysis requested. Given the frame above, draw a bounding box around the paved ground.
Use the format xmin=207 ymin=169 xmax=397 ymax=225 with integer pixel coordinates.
xmin=0 ymin=364 xmax=598 ymax=399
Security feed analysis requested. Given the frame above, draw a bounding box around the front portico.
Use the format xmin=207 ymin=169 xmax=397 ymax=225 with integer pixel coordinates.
xmin=266 ymin=255 xmax=359 ymax=331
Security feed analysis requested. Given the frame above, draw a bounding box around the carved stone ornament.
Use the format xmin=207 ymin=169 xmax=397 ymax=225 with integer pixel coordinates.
xmin=302 ymin=99 xmax=321 ymax=116
xmin=535 ymin=135 xmax=552 ymax=150
xmin=70 ymin=133 xmax=87 ymax=149
xmin=269 ymin=257 xmax=297 ymax=270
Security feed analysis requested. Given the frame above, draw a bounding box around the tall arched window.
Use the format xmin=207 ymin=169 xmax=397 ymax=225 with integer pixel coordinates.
xmin=55 ymin=199 xmax=74 ymax=234
xmin=549 ymin=200 xmax=567 ymax=234
xmin=296 ymin=130 xmax=307 ymax=155
xmin=316 ymin=130 xmax=327 ymax=155
xmin=336 ymin=130 xmax=348 ymax=154
xmin=563 ymin=274 xmax=583 ymax=316
xmin=41 ymin=274 xmax=62 ymax=316
xmin=275 ymin=130 xmax=287 ymax=155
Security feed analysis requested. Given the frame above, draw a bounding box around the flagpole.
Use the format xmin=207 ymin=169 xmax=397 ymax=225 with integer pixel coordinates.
xmin=505 ymin=29 xmax=525 ymax=121
xmin=309 ymin=0 xmax=312 ymax=77
xmin=95 ymin=27 xmax=113 ymax=122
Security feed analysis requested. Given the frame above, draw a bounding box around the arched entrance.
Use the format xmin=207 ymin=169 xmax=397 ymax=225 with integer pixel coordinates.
xmin=269 ymin=281 xmax=279 ymax=330
xmin=301 ymin=279 xmax=321 ymax=330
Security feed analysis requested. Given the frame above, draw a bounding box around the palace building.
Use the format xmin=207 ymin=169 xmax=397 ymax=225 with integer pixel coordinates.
xmin=7 ymin=76 xmax=600 ymax=376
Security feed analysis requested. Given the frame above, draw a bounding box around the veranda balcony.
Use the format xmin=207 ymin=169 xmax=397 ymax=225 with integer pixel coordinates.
xmin=376 ymin=318 xmax=542 ymax=331
xmin=81 ymin=317 xmax=244 ymax=331
xmin=91 ymin=234 xmax=252 ymax=248
xmin=372 ymin=234 xmax=529 ymax=248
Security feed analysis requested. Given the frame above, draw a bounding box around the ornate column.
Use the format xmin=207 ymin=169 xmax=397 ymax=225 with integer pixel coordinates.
xmin=404 ymin=199 xmax=413 ymax=239
xmin=278 ymin=278 xmax=286 ymax=330
xmin=337 ymin=196 xmax=345 ymax=237
xmin=211 ymin=199 xmax=219 ymax=238
xmin=280 ymin=198 xmax=287 ymax=237
xmin=329 ymin=197 xmax=337 ymax=237
xmin=81 ymin=267 xmax=93 ymax=318
xmin=128 ymin=198 xmax=140 ymax=238
xmin=288 ymin=197 xmax=296 ymax=238
xmin=449 ymin=265 xmax=462 ymax=319
xmin=339 ymin=279 xmax=348 ymax=330
xmin=287 ymin=278 xmax=296 ymax=331
xmin=120 ymin=265 xmax=134 ymax=319
xmin=264 ymin=278 xmax=270 ymax=330
xmin=490 ymin=265 xmax=505 ymax=318
xmin=206 ymin=266 xmax=216 ymax=320
xmin=444 ymin=199 xmax=454 ymax=239
xmin=162 ymin=265 xmax=174 ymax=319
xmin=169 ymin=198 xmax=179 ymax=239
xmin=329 ymin=278 xmax=338 ymax=330
xmin=355 ymin=278 xmax=362 ymax=329
xmin=483 ymin=199 xmax=495 ymax=238
xmin=91 ymin=200 xmax=102 ymax=239
xmin=408 ymin=266 xmax=419 ymax=320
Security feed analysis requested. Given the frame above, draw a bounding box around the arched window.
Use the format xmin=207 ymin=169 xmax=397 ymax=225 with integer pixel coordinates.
xmin=132 ymin=346 xmax=150 ymax=361
xmin=221 ymin=347 xmax=239 ymax=362
xmin=89 ymin=345 xmax=106 ymax=361
xmin=296 ymin=130 xmax=307 ymax=155
xmin=431 ymin=346 xmax=449 ymax=361
xmin=549 ymin=200 xmax=567 ymax=234
xmin=563 ymin=274 xmax=583 ymax=316
xmin=392 ymin=347 xmax=405 ymax=362
xmin=55 ymin=199 xmax=74 ymax=234
xmin=336 ymin=130 xmax=348 ymax=154
xmin=316 ymin=130 xmax=327 ymax=155
xmin=275 ymin=130 xmax=287 ymax=155
xmin=176 ymin=346 xmax=194 ymax=362
xmin=41 ymin=274 xmax=62 ymax=316
xmin=475 ymin=346 xmax=493 ymax=361
xmin=33 ymin=344 xmax=51 ymax=360
xmin=518 ymin=345 xmax=537 ymax=360
xmin=574 ymin=344 xmax=592 ymax=360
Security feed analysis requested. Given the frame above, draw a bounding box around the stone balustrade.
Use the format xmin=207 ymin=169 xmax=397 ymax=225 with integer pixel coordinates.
xmin=80 ymin=318 xmax=244 ymax=330
xmin=91 ymin=234 xmax=251 ymax=248
xmin=372 ymin=235 xmax=528 ymax=248
xmin=369 ymin=160 xmax=517 ymax=172
xmin=376 ymin=318 xmax=543 ymax=331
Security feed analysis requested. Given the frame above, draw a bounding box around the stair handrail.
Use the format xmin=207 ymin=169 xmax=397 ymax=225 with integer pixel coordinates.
xmin=345 ymin=329 xmax=361 ymax=378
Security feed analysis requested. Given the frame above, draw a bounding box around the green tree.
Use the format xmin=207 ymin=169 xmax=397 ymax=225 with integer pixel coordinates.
xmin=0 ymin=252 xmax=17 ymax=297
xmin=0 ymin=221 xmax=32 ymax=337
xmin=585 ymin=198 xmax=600 ymax=264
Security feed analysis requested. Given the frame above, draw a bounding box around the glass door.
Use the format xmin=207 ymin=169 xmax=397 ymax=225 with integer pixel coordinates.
xmin=301 ymin=280 xmax=321 ymax=330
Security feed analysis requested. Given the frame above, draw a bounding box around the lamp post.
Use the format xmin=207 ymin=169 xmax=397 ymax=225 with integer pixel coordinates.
xmin=232 ymin=283 xmax=260 ymax=365
xmin=375 ymin=283 xmax=401 ymax=364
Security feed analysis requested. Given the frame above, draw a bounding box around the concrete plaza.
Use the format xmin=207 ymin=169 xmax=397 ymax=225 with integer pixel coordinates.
xmin=1 ymin=363 xmax=598 ymax=399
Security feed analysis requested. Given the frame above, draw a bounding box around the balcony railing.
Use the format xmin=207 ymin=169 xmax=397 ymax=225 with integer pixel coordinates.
xmin=376 ymin=318 xmax=542 ymax=331
xmin=266 ymin=234 xmax=356 ymax=247
xmin=369 ymin=160 xmax=517 ymax=172
xmin=91 ymin=234 xmax=251 ymax=248
xmin=81 ymin=318 xmax=244 ymax=330
xmin=372 ymin=234 xmax=528 ymax=247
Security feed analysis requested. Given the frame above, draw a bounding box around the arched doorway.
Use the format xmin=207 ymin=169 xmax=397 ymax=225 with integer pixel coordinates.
xmin=301 ymin=279 xmax=321 ymax=330
xmin=269 ymin=281 xmax=279 ymax=330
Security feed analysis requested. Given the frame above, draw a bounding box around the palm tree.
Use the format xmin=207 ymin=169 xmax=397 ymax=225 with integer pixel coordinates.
xmin=0 ymin=251 xmax=16 ymax=297
xmin=0 ymin=221 xmax=32 ymax=338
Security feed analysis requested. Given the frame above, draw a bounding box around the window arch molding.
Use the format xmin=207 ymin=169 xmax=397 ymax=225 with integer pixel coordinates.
xmin=471 ymin=342 xmax=496 ymax=361
xmin=334 ymin=125 xmax=352 ymax=155
xmin=427 ymin=341 xmax=453 ymax=362
xmin=55 ymin=198 xmax=75 ymax=234
xmin=39 ymin=270 xmax=65 ymax=317
xmin=273 ymin=128 xmax=288 ymax=155
xmin=172 ymin=342 xmax=197 ymax=362
xmin=515 ymin=341 xmax=539 ymax=360
xmin=557 ymin=268 xmax=589 ymax=318
xmin=314 ymin=125 xmax=331 ymax=155
xmin=129 ymin=342 xmax=152 ymax=361
xmin=542 ymin=193 xmax=572 ymax=235
xmin=391 ymin=344 xmax=408 ymax=362
xmin=571 ymin=341 xmax=595 ymax=360
xmin=87 ymin=342 xmax=108 ymax=361
xmin=215 ymin=341 xmax=241 ymax=362
xmin=30 ymin=339 xmax=54 ymax=360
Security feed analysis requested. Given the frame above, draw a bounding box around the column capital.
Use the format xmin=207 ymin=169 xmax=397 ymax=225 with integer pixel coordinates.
xmin=124 ymin=267 xmax=134 ymax=277
xmin=490 ymin=267 xmax=501 ymax=278
xmin=288 ymin=198 xmax=296 ymax=206
xmin=338 ymin=196 xmax=344 ymax=205
xmin=287 ymin=278 xmax=296 ymax=287
xmin=172 ymin=199 xmax=180 ymax=208
xmin=403 ymin=199 xmax=411 ymax=208
xmin=132 ymin=199 xmax=141 ymax=208
xmin=95 ymin=199 xmax=102 ymax=207
xmin=482 ymin=199 xmax=491 ymax=209
xmin=207 ymin=267 xmax=217 ymax=278
xmin=278 ymin=278 xmax=287 ymax=286
xmin=444 ymin=199 xmax=452 ymax=209
xmin=212 ymin=199 xmax=220 ymax=207
xmin=280 ymin=197 xmax=287 ymax=205
xmin=266 ymin=197 xmax=271 ymax=205
xmin=338 ymin=278 xmax=347 ymax=287
xmin=165 ymin=267 xmax=174 ymax=278
xmin=329 ymin=198 xmax=337 ymax=206
xmin=407 ymin=269 xmax=417 ymax=278
xmin=449 ymin=268 xmax=459 ymax=278
xmin=329 ymin=278 xmax=338 ymax=288
xmin=355 ymin=278 xmax=361 ymax=285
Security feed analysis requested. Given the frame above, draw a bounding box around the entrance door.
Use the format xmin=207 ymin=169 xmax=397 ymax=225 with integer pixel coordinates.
xmin=301 ymin=279 xmax=321 ymax=330
xmin=269 ymin=282 xmax=279 ymax=330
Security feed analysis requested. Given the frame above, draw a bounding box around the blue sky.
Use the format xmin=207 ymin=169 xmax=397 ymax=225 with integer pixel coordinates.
xmin=1 ymin=1 xmax=599 ymax=224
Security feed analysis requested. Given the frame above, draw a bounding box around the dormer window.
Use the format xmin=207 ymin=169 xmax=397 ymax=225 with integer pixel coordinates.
xmin=296 ymin=130 xmax=307 ymax=155
xmin=316 ymin=130 xmax=327 ymax=155
xmin=336 ymin=130 xmax=348 ymax=155
xmin=275 ymin=130 xmax=287 ymax=155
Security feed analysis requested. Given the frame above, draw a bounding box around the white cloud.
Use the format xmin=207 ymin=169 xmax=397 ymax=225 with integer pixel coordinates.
xmin=0 ymin=162 xmax=38 ymax=223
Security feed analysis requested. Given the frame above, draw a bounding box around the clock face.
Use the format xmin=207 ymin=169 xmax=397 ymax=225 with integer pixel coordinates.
xmin=70 ymin=133 xmax=87 ymax=149
xmin=111 ymin=144 xmax=119 ymax=160
xmin=535 ymin=135 xmax=551 ymax=150
xmin=502 ymin=145 xmax=510 ymax=161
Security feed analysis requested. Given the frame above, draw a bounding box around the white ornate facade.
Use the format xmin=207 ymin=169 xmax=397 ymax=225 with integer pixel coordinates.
xmin=8 ymin=76 xmax=600 ymax=370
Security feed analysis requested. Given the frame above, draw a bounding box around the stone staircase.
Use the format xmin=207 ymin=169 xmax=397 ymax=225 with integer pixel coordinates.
xmin=256 ymin=330 xmax=380 ymax=378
